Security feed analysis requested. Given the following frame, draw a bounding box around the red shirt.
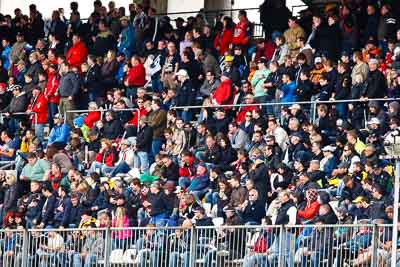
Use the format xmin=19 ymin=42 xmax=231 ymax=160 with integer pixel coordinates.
xmin=83 ymin=111 xmax=101 ymax=128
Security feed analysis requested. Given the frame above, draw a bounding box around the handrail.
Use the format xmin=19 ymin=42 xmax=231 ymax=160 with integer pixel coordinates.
xmin=157 ymin=7 xmax=261 ymax=16
xmin=170 ymin=97 xmax=400 ymax=110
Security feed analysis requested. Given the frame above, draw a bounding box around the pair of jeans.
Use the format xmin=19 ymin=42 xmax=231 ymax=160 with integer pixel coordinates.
xmin=169 ymin=251 xmax=191 ymax=267
xmin=73 ymin=253 xmax=97 ymax=267
xmin=204 ymin=191 xmax=219 ymax=205
xmin=136 ymin=238 xmax=161 ymax=267
xmin=110 ymin=161 xmax=131 ymax=176
xmin=177 ymin=110 xmax=192 ymax=123
xmin=178 ymin=177 xmax=191 ymax=189
xmin=149 ymin=212 xmax=167 ymax=227
xmin=48 ymin=103 xmax=58 ymax=129
xmin=243 ymin=254 xmax=269 ymax=267
xmin=34 ymin=124 xmax=45 ymax=143
xmin=151 ymin=75 xmax=163 ymax=93
xmin=151 ymin=139 xmax=162 ymax=159
xmin=89 ymin=161 xmax=115 ymax=176
xmin=133 ymin=151 xmax=149 ymax=173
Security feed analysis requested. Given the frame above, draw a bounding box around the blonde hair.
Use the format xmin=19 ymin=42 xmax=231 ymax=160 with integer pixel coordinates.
xmin=6 ymin=174 xmax=17 ymax=185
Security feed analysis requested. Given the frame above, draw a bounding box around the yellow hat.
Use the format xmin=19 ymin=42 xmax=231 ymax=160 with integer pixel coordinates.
xmin=352 ymin=196 xmax=365 ymax=204
xmin=224 ymin=55 xmax=234 ymax=62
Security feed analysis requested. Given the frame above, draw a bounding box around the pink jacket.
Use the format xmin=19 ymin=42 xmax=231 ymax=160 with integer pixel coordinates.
xmin=111 ymin=216 xmax=132 ymax=239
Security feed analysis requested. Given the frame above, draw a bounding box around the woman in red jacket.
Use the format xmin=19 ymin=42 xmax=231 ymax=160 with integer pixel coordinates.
xmin=89 ymin=138 xmax=118 ymax=176
xmin=29 ymin=87 xmax=48 ymax=142
xmin=124 ymin=55 xmax=146 ymax=99
xmin=213 ymin=17 xmax=235 ymax=56
xmin=44 ymin=64 xmax=60 ymax=128
xmin=297 ymin=188 xmax=320 ymax=222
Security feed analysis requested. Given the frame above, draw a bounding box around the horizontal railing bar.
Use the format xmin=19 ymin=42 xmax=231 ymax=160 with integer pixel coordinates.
xmin=171 ymin=97 xmax=400 ymax=110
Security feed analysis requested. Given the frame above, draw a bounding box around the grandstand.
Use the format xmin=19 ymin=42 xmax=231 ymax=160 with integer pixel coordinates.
xmin=0 ymin=0 xmax=399 ymax=266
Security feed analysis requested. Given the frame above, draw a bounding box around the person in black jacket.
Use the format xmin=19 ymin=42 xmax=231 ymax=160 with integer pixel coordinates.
xmin=83 ymin=54 xmax=102 ymax=103
xmin=203 ymin=135 xmax=223 ymax=167
xmin=143 ymin=181 xmax=169 ymax=226
xmin=240 ymin=188 xmax=265 ymax=224
xmin=175 ymin=69 xmax=196 ymax=122
xmin=161 ymin=155 xmax=179 ymax=183
xmin=362 ymin=58 xmax=387 ymax=99
xmin=92 ymin=19 xmax=116 ymax=57
xmin=134 ymin=117 xmax=153 ymax=172
xmin=0 ymin=174 xmax=18 ymax=227
xmin=38 ymin=183 xmax=57 ymax=227
xmin=334 ymin=62 xmax=351 ymax=118
xmin=248 ymin=159 xmax=269 ymax=205
xmin=103 ymin=111 xmax=123 ymax=140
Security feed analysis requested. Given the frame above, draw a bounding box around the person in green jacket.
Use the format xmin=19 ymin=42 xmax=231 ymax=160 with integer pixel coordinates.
xmin=20 ymin=152 xmax=50 ymax=181
xmin=251 ymin=57 xmax=271 ymax=101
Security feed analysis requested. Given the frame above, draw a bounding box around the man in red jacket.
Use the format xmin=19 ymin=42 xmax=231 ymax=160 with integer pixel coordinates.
xmin=211 ymin=72 xmax=236 ymax=107
xmin=28 ymin=86 xmax=48 ymax=142
xmin=124 ymin=55 xmax=146 ymax=99
xmin=66 ymin=34 xmax=88 ymax=70
xmin=232 ymin=10 xmax=251 ymax=48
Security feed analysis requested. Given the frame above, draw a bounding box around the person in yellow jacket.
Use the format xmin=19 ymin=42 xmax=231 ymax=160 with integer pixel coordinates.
xmin=283 ymin=17 xmax=305 ymax=58
xmin=19 ymin=129 xmax=42 ymax=153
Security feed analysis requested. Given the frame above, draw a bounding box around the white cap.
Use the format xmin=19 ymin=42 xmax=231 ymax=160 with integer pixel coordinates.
xmin=322 ymin=145 xmax=335 ymax=152
xmin=369 ymin=58 xmax=379 ymax=65
xmin=314 ymin=57 xmax=322 ymax=64
xmin=367 ymin=117 xmax=380 ymax=125
xmin=176 ymin=69 xmax=189 ymax=78
xmin=289 ymin=104 xmax=301 ymax=110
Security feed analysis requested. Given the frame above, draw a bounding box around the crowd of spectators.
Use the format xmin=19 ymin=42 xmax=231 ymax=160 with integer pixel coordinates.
xmin=0 ymin=0 xmax=399 ymax=266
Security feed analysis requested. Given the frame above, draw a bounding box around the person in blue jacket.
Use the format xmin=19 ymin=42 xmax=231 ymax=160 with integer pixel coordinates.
xmin=47 ymin=113 xmax=71 ymax=147
xmin=280 ymin=72 xmax=297 ymax=104
xmin=118 ymin=16 xmax=135 ymax=58
xmin=187 ymin=163 xmax=210 ymax=202
xmin=1 ymin=38 xmax=11 ymax=70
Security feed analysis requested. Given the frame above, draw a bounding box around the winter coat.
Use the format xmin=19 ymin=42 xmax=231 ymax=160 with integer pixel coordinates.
xmin=103 ymin=119 xmax=123 ymax=140
xmin=30 ymin=93 xmax=48 ymax=124
xmin=212 ymin=79 xmax=235 ymax=105
xmin=44 ymin=72 xmax=60 ymax=103
xmin=136 ymin=124 xmax=153 ymax=152
xmin=176 ymin=79 xmax=196 ymax=107
xmin=95 ymin=147 xmax=118 ymax=167
xmin=118 ymin=24 xmax=135 ymax=57
xmin=58 ymin=71 xmax=80 ymax=97
xmin=83 ymin=111 xmax=101 ymax=128
xmin=84 ymin=64 xmax=102 ymax=95
xmin=3 ymin=184 xmax=17 ymax=212
xmin=148 ymin=109 xmax=167 ymax=139
xmin=93 ymin=30 xmax=116 ymax=57
xmin=125 ymin=64 xmax=146 ymax=87
xmin=187 ymin=174 xmax=210 ymax=192
xmin=232 ymin=18 xmax=251 ymax=46
xmin=66 ymin=41 xmax=88 ymax=69
xmin=213 ymin=28 xmax=234 ymax=56
xmin=48 ymin=123 xmax=71 ymax=145
xmin=280 ymin=81 xmax=297 ymax=103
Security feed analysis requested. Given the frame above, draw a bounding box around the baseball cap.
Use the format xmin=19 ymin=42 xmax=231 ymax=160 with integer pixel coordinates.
xmin=352 ymin=196 xmax=365 ymax=204
xmin=314 ymin=57 xmax=322 ymax=64
xmin=176 ymin=69 xmax=189 ymax=77
xmin=367 ymin=117 xmax=380 ymax=125
xmin=224 ymin=55 xmax=234 ymax=62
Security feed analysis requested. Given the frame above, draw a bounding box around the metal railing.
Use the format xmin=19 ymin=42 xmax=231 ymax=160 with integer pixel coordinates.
xmin=0 ymin=224 xmax=396 ymax=267
xmin=0 ymin=112 xmax=38 ymax=125
xmin=171 ymin=97 xmax=400 ymax=126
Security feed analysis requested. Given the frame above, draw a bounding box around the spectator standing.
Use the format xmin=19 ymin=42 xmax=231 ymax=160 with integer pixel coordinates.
xmin=58 ymin=63 xmax=80 ymax=127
